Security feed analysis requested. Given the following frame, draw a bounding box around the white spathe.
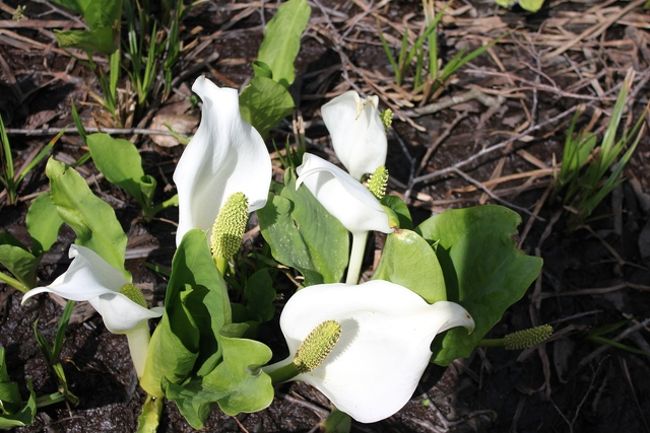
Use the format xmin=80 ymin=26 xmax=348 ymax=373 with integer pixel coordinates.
xmin=271 ymin=280 xmax=475 ymax=423
xmin=321 ymin=90 xmax=387 ymax=180
xmin=296 ymin=153 xmax=391 ymax=235
xmin=173 ymin=76 xmax=272 ymax=245
xmin=21 ymin=245 xmax=162 ymax=334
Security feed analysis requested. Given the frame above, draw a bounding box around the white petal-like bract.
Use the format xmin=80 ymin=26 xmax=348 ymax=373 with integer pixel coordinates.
xmin=173 ymin=76 xmax=272 ymax=245
xmin=22 ymin=245 xmax=162 ymax=335
xmin=321 ymin=90 xmax=387 ymax=180
xmin=274 ymin=280 xmax=474 ymax=423
xmin=296 ymin=153 xmax=391 ymax=234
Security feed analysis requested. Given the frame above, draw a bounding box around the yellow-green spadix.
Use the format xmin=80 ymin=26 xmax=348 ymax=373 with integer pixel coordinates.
xmin=266 ymin=280 xmax=475 ymax=423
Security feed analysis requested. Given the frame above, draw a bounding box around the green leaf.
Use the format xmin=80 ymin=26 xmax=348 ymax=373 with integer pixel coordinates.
xmin=256 ymin=0 xmax=311 ymax=87
xmin=0 ymin=233 xmax=38 ymax=289
xmin=164 ymin=378 xmax=222 ymax=429
xmin=45 ymin=158 xmax=127 ymax=274
xmin=87 ymin=133 xmax=157 ymax=212
xmin=166 ymin=324 xmax=273 ymax=428
xmin=203 ymin=324 xmax=273 ymax=415
xmin=495 ymin=0 xmax=517 ymax=7
xmin=252 ymin=60 xmax=273 ymax=80
xmin=417 ymin=205 xmax=543 ymax=365
xmin=518 ymin=0 xmax=545 ymax=12
xmin=244 ymin=269 xmax=276 ymax=323
xmin=81 ymin=0 xmax=122 ymax=31
xmin=0 ymin=347 xmax=36 ymax=429
xmin=0 ymin=347 xmax=21 ymax=411
xmin=381 ymin=195 xmax=413 ymax=229
xmin=49 ymin=0 xmax=83 ymax=13
xmin=141 ymin=230 xmax=231 ymax=397
xmin=258 ymin=171 xmax=349 ymax=286
xmin=141 ymin=285 xmax=199 ymax=398
xmin=373 ymin=229 xmax=445 ymax=303
xmin=239 ymin=76 xmax=295 ymax=138
xmin=323 ymin=409 xmax=352 ymax=433
xmin=55 ymin=27 xmax=117 ymax=54
xmin=26 ymin=193 xmax=64 ymax=255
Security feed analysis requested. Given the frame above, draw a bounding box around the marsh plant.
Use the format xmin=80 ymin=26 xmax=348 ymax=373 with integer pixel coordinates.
xmin=0 ymin=1 xmax=550 ymax=431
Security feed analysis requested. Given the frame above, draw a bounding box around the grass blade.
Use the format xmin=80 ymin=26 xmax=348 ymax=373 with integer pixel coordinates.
xmin=52 ymin=301 xmax=75 ymax=359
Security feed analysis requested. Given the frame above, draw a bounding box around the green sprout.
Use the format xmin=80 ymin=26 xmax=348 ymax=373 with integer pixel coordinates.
xmin=555 ymin=70 xmax=648 ymax=228
xmin=1 ymin=116 xmax=60 ymax=206
xmin=32 ymin=301 xmax=79 ymax=406
xmin=379 ymin=2 xmax=491 ymax=102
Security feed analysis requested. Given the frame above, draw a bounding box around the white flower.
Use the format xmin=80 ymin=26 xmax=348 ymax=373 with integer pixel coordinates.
xmin=173 ymin=76 xmax=272 ymax=246
xmin=21 ymin=245 xmax=162 ymax=377
xmin=296 ymin=153 xmax=391 ymax=235
xmin=270 ymin=280 xmax=475 ymax=423
xmin=321 ymin=90 xmax=387 ymax=180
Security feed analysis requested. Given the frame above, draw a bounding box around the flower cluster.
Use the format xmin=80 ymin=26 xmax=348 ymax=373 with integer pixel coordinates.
xmin=22 ymin=77 xmax=475 ymax=425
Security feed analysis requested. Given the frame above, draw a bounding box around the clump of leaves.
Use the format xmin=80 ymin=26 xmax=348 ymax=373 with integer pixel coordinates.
xmin=52 ymin=0 xmax=186 ymax=122
xmin=0 ymin=346 xmax=36 ymax=429
xmin=555 ymin=69 xmax=648 ymax=228
xmin=239 ymin=0 xmax=311 ymax=137
xmin=379 ymin=1 xmax=491 ymax=102
xmin=0 ymin=116 xmax=59 ymax=206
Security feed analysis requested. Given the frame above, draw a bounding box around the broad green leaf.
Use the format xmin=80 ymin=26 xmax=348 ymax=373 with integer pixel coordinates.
xmin=141 ymin=230 xmax=231 ymax=397
xmin=244 ymin=269 xmax=276 ymax=322
xmin=252 ymin=60 xmax=273 ymax=80
xmin=239 ymin=76 xmax=294 ymax=138
xmin=495 ymin=0 xmax=544 ymax=11
xmin=141 ymin=285 xmax=199 ymax=398
xmin=81 ymin=0 xmax=122 ymax=29
xmin=518 ymin=0 xmax=545 ymax=12
xmin=0 ymin=347 xmax=36 ymax=429
xmin=256 ymin=0 xmax=311 ymax=87
xmin=373 ymin=229 xmax=445 ymax=303
xmin=417 ymin=205 xmax=542 ymax=365
xmin=26 ymin=193 xmax=63 ymax=255
xmin=55 ymin=27 xmax=117 ymax=54
xmin=258 ymin=171 xmax=349 ymax=286
xmin=0 ymin=346 xmax=21 ymax=411
xmin=0 ymin=233 xmax=38 ymax=289
xmin=203 ymin=324 xmax=273 ymax=415
xmin=87 ymin=133 xmax=157 ymax=211
xmin=167 ymin=323 xmax=272 ymax=428
xmin=45 ymin=158 xmax=127 ymax=274
xmin=49 ymin=0 xmax=83 ymax=13
xmin=381 ymin=195 xmax=412 ymax=229
xmin=51 ymin=0 xmax=121 ymax=26
xmin=164 ymin=378 xmax=224 ymax=429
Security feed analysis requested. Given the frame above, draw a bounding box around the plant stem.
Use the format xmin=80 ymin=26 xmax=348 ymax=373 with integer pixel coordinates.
xmin=345 ymin=231 xmax=368 ymax=285
xmin=126 ymin=322 xmax=151 ymax=379
xmin=148 ymin=194 xmax=179 ymax=219
xmin=0 ymin=270 xmax=29 ymax=293
xmin=478 ymin=338 xmax=505 ymax=348
xmin=136 ymin=394 xmax=163 ymax=433
xmin=52 ymin=362 xmax=79 ymax=405
xmin=35 ymin=391 xmax=66 ymax=408
xmin=268 ymin=361 xmax=302 ymax=384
